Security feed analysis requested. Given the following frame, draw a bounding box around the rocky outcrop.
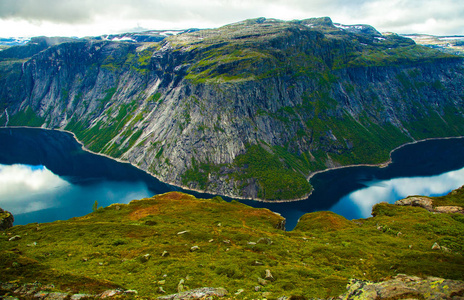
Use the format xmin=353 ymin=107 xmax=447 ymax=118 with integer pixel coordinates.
xmin=0 ymin=208 xmax=14 ymax=230
xmin=0 ymin=282 xmax=136 ymax=300
xmin=395 ymin=196 xmax=464 ymax=214
xmin=157 ymin=287 xmax=228 ymax=300
xmin=395 ymin=196 xmax=434 ymax=211
xmin=435 ymin=206 xmax=464 ymax=214
xmin=1 ymin=17 xmax=464 ymax=201
xmin=339 ymin=274 xmax=464 ymax=300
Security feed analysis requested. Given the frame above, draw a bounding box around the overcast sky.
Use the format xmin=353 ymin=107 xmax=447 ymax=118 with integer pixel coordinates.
xmin=0 ymin=0 xmax=462 ymax=38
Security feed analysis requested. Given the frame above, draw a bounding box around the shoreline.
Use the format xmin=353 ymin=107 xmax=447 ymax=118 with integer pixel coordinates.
xmin=2 ymin=125 xmax=464 ymax=203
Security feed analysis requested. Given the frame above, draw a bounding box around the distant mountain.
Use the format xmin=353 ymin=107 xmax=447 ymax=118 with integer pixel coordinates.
xmin=1 ymin=17 xmax=464 ymax=201
xmin=402 ymin=34 xmax=464 ymax=56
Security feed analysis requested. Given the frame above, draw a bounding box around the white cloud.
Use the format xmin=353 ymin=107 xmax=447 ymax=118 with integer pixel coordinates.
xmin=0 ymin=164 xmax=70 ymax=214
xmin=0 ymin=163 xmax=152 ymax=221
xmin=0 ymin=0 xmax=462 ymax=37
xmin=342 ymin=166 xmax=464 ymax=218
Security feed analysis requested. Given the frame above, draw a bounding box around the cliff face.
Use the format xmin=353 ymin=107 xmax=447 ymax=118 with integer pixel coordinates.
xmin=1 ymin=18 xmax=464 ymax=200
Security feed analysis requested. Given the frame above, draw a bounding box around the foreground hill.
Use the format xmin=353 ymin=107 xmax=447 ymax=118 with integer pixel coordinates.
xmin=1 ymin=17 xmax=464 ymax=200
xmin=1 ymin=188 xmax=464 ymax=299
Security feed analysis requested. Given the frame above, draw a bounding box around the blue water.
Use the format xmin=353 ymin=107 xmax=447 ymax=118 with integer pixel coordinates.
xmin=1 ymin=127 xmax=464 ymax=230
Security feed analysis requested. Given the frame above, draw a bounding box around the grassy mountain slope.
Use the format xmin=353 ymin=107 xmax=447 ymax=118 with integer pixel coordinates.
xmin=1 ymin=189 xmax=464 ymax=299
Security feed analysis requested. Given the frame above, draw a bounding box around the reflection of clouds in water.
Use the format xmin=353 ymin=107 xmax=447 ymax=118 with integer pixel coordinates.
xmin=0 ymin=164 xmax=152 ymax=222
xmin=0 ymin=164 xmax=70 ymax=214
xmin=346 ymin=167 xmax=464 ymax=218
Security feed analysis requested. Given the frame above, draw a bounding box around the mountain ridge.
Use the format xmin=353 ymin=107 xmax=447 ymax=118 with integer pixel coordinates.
xmin=1 ymin=17 xmax=464 ymax=201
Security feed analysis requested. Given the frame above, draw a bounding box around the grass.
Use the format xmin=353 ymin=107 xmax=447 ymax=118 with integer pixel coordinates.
xmin=232 ymin=144 xmax=312 ymax=200
xmin=1 ymin=189 xmax=464 ymax=299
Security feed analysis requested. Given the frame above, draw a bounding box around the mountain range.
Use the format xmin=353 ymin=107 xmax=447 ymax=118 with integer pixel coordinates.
xmin=1 ymin=17 xmax=464 ymax=201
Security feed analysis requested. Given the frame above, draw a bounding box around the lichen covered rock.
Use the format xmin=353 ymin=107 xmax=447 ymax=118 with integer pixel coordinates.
xmin=0 ymin=208 xmax=14 ymax=230
xmin=339 ymin=274 xmax=464 ymax=300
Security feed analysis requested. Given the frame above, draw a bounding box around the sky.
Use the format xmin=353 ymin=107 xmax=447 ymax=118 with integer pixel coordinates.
xmin=0 ymin=0 xmax=463 ymax=38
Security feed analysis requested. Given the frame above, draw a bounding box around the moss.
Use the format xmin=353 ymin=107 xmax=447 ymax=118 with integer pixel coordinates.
xmin=233 ymin=144 xmax=312 ymax=200
xmin=8 ymin=107 xmax=45 ymax=127
xmin=65 ymin=103 xmax=137 ymax=153
xmin=2 ymin=189 xmax=464 ymax=298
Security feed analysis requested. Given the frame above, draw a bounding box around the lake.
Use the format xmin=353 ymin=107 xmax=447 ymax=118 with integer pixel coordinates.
xmin=1 ymin=127 xmax=464 ymax=230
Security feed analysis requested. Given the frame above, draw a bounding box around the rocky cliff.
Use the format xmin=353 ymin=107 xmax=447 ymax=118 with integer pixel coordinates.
xmin=1 ymin=17 xmax=464 ymax=200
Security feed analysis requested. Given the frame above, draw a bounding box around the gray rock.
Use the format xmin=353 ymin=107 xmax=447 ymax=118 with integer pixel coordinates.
xmin=431 ymin=242 xmax=441 ymax=250
xmin=235 ymin=289 xmax=244 ymax=295
xmin=252 ymin=261 xmax=264 ymax=266
xmin=265 ymin=269 xmax=275 ymax=281
xmin=158 ymin=287 xmax=228 ymax=299
xmin=257 ymin=237 xmax=273 ymax=245
xmin=339 ymin=274 xmax=464 ymax=300
xmin=177 ymin=279 xmax=185 ymax=293
xmin=395 ymin=197 xmax=433 ymax=211
xmin=434 ymin=206 xmax=464 ymax=213
xmin=257 ymin=277 xmax=268 ymax=286
xmin=99 ymin=289 xmax=123 ymax=298
xmin=33 ymin=291 xmax=49 ymax=299
xmin=8 ymin=235 xmax=21 ymax=241
xmin=45 ymin=292 xmax=70 ymax=300
xmin=141 ymin=253 xmax=151 ymax=262
xmin=70 ymin=294 xmax=94 ymax=300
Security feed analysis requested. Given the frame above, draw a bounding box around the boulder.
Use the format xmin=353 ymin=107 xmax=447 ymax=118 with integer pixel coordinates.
xmin=265 ymin=269 xmax=275 ymax=281
xmin=431 ymin=242 xmax=441 ymax=250
xmin=339 ymin=274 xmax=464 ymax=300
xmin=434 ymin=206 xmax=464 ymax=214
xmin=257 ymin=277 xmax=268 ymax=286
xmin=0 ymin=208 xmax=14 ymax=230
xmin=8 ymin=235 xmax=21 ymax=241
xmin=394 ymin=197 xmax=433 ymax=211
xmin=100 ymin=289 xmax=123 ymax=298
xmin=157 ymin=287 xmax=228 ymax=299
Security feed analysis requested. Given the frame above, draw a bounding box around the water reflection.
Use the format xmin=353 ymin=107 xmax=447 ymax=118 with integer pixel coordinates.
xmin=0 ymin=163 xmax=152 ymax=225
xmin=330 ymin=166 xmax=464 ymax=219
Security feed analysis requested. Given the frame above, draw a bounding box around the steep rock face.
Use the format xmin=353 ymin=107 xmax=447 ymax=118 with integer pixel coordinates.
xmin=1 ymin=17 xmax=464 ymax=201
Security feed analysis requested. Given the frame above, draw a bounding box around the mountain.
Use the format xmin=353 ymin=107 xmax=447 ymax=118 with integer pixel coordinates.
xmin=403 ymin=34 xmax=464 ymax=56
xmin=1 ymin=17 xmax=464 ymax=201
xmin=1 ymin=188 xmax=463 ymax=299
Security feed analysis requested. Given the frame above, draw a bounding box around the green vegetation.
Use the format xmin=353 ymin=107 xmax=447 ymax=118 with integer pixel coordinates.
xmin=1 ymin=189 xmax=463 ymax=299
xmin=65 ymin=103 xmax=137 ymax=153
xmin=8 ymin=107 xmax=45 ymax=127
xmin=181 ymin=158 xmax=221 ymax=191
xmin=233 ymin=144 xmax=312 ymax=200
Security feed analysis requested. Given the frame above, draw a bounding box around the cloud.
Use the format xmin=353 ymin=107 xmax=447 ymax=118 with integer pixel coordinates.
xmin=0 ymin=0 xmax=462 ymax=37
xmin=0 ymin=163 xmax=152 ymax=223
xmin=338 ymin=166 xmax=464 ymax=218
xmin=0 ymin=164 xmax=70 ymax=214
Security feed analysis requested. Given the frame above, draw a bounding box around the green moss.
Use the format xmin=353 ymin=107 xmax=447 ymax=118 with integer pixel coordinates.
xmin=233 ymin=144 xmax=312 ymax=200
xmin=65 ymin=103 xmax=136 ymax=153
xmin=8 ymin=107 xmax=45 ymax=127
xmin=182 ymin=158 xmax=220 ymax=190
xmin=2 ymin=189 xmax=464 ymax=298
